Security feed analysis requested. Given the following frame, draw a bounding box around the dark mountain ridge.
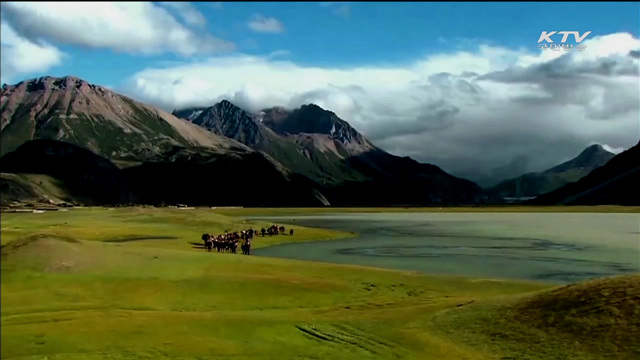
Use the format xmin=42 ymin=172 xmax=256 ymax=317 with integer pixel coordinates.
xmin=545 ymin=144 xmax=615 ymax=174
xmin=0 ymin=139 xmax=136 ymax=205
xmin=488 ymin=144 xmax=615 ymax=200
xmin=529 ymin=141 xmax=640 ymax=205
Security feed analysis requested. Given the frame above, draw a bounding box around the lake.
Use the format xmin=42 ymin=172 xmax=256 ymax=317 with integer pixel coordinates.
xmin=253 ymin=212 xmax=640 ymax=283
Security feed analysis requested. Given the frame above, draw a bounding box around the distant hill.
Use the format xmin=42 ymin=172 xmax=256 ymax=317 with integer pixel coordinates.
xmin=0 ymin=139 xmax=136 ymax=205
xmin=0 ymin=139 xmax=329 ymax=207
xmin=488 ymin=145 xmax=615 ymax=201
xmin=529 ymin=141 xmax=640 ymax=205
xmin=122 ymin=146 xmax=330 ymax=207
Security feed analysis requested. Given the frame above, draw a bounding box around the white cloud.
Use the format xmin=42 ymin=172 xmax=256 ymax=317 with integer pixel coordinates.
xmin=159 ymin=2 xmax=207 ymax=28
xmin=247 ymin=14 xmax=285 ymax=34
xmin=601 ymin=144 xmax=627 ymax=154
xmin=121 ymin=32 xmax=639 ymax=182
xmin=0 ymin=2 xmax=234 ymax=56
xmin=0 ymin=22 xmax=65 ymax=84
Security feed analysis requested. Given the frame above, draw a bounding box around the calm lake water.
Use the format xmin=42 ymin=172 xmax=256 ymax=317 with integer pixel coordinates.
xmin=253 ymin=213 xmax=640 ymax=283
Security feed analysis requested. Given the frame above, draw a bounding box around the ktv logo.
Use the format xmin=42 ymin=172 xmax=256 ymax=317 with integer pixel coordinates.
xmin=537 ymin=31 xmax=591 ymax=52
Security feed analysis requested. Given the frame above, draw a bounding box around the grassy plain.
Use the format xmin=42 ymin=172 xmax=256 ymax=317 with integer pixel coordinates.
xmin=0 ymin=207 xmax=354 ymax=248
xmin=1 ymin=207 xmax=638 ymax=359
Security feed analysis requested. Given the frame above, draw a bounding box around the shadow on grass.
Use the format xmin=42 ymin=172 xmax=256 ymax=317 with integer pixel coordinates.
xmin=104 ymin=236 xmax=179 ymax=243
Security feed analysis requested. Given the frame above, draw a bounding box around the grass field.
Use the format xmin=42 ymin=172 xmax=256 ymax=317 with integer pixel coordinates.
xmin=0 ymin=207 xmax=354 ymax=248
xmin=1 ymin=207 xmax=638 ymax=359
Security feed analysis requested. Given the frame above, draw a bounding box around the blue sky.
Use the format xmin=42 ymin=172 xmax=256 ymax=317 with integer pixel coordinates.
xmin=1 ymin=2 xmax=639 ymax=181
xmin=3 ymin=2 xmax=638 ymax=86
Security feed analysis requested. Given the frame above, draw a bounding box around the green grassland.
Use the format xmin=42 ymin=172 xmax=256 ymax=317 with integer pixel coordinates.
xmin=431 ymin=274 xmax=640 ymax=360
xmin=1 ymin=208 xmax=638 ymax=359
xmin=0 ymin=207 xmax=354 ymax=248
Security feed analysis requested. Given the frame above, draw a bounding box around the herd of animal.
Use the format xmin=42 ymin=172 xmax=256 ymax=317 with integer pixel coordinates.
xmin=201 ymin=225 xmax=293 ymax=255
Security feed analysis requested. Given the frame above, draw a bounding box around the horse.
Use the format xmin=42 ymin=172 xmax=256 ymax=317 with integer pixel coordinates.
xmin=198 ymin=228 xmax=257 ymax=255
xmin=215 ymin=238 xmax=224 ymax=253
xmin=241 ymin=239 xmax=251 ymax=255
xmin=231 ymin=240 xmax=238 ymax=254
xmin=279 ymin=226 xmax=285 ymax=234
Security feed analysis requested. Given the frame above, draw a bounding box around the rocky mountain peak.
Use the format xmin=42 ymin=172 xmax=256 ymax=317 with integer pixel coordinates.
xmin=217 ymin=99 xmax=235 ymax=108
xmin=177 ymin=100 xmax=266 ymax=146
xmin=2 ymin=76 xmax=113 ymax=101
xmin=0 ymin=75 xmax=245 ymax=158
xmin=212 ymin=99 xmax=253 ymax=117
xmin=532 ymin=144 xmax=613 ymax=176
xmin=550 ymin=143 xmax=615 ymax=172
xmin=278 ymin=103 xmax=367 ymax=144
xmin=259 ymin=104 xmax=334 ymax=134
xmin=172 ymin=100 xmax=251 ymax=124
xmin=258 ymin=106 xmax=290 ymax=124
xmin=578 ymin=144 xmax=608 ymax=158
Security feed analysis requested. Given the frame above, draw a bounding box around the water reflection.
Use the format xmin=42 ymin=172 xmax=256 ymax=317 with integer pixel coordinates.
xmin=253 ymin=213 xmax=640 ymax=283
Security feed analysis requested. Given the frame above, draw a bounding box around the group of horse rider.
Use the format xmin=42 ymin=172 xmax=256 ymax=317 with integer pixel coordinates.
xmin=201 ymin=225 xmax=294 ymax=255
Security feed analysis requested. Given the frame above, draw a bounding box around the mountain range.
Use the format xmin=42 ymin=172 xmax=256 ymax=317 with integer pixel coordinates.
xmin=0 ymin=76 xmax=250 ymax=160
xmin=529 ymin=141 xmax=640 ymax=206
xmin=0 ymin=76 xmax=487 ymax=207
xmin=487 ymin=144 xmax=616 ymax=201
xmin=1 ymin=76 xmax=637 ymax=207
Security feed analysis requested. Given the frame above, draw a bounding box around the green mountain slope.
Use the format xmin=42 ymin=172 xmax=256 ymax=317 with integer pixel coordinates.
xmin=0 ymin=139 xmax=136 ymax=205
xmin=0 ymin=173 xmax=68 ymax=206
xmin=488 ymin=145 xmax=615 ymax=200
xmin=529 ymin=141 xmax=640 ymax=205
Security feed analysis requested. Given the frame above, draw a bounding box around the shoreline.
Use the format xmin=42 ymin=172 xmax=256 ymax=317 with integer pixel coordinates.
xmin=3 ymin=204 xmax=640 ymax=215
